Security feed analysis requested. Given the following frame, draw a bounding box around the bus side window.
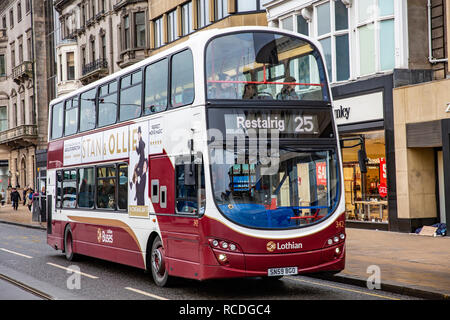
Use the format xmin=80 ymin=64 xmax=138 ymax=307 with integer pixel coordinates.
xmin=171 ymin=49 xmax=194 ymax=107
xmin=175 ymin=154 xmax=205 ymax=215
xmin=144 ymin=59 xmax=168 ymax=115
xmin=56 ymin=170 xmax=62 ymax=209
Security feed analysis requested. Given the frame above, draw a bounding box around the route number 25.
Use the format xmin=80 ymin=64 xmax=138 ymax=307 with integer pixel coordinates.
xmin=294 ymin=116 xmax=314 ymax=133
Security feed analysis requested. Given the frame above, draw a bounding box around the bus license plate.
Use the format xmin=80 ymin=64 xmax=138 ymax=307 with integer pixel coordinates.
xmin=268 ymin=267 xmax=298 ymax=277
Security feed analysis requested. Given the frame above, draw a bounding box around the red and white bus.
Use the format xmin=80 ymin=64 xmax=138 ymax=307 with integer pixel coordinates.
xmin=46 ymin=26 xmax=345 ymax=286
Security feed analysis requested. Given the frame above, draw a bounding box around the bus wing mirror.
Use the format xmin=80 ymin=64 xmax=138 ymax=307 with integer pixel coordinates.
xmin=358 ymin=149 xmax=367 ymax=174
xmin=184 ymin=164 xmax=196 ymax=186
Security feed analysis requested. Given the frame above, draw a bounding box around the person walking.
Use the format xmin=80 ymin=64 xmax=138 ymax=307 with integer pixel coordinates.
xmin=0 ymin=188 xmax=5 ymax=207
xmin=10 ymin=188 xmax=21 ymax=211
xmin=26 ymin=188 xmax=34 ymax=211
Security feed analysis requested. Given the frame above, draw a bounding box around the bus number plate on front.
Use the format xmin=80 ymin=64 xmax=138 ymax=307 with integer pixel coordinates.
xmin=268 ymin=267 xmax=298 ymax=277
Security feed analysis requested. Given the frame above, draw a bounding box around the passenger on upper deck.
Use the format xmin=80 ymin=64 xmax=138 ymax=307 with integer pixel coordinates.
xmin=277 ymin=76 xmax=300 ymax=101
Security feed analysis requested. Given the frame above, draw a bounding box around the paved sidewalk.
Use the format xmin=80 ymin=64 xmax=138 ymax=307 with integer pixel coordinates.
xmin=320 ymin=228 xmax=450 ymax=299
xmin=0 ymin=204 xmax=45 ymax=229
xmin=0 ymin=206 xmax=448 ymax=299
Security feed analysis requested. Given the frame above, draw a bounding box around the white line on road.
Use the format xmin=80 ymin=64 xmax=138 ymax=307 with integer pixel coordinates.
xmin=46 ymin=262 xmax=99 ymax=279
xmin=0 ymin=248 xmax=33 ymax=259
xmin=286 ymin=276 xmax=400 ymax=300
xmin=125 ymin=287 xmax=169 ymax=300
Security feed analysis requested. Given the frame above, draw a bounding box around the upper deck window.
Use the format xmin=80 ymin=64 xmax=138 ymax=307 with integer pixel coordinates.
xmin=206 ymin=32 xmax=329 ymax=102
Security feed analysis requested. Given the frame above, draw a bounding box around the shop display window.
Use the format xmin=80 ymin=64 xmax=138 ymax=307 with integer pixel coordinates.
xmin=341 ymin=130 xmax=388 ymax=223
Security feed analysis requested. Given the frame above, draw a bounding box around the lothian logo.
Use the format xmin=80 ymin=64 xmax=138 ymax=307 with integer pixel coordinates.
xmin=266 ymin=241 xmax=276 ymax=252
xmin=266 ymin=241 xmax=303 ymax=252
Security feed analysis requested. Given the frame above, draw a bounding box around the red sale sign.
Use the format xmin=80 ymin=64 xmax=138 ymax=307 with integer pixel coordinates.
xmin=316 ymin=162 xmax=327 ymax=186
xmin=379 ymin=158 xmax=387 ymax=185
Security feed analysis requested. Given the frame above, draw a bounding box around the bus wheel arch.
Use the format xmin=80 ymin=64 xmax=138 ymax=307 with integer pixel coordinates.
xmin=63 ymin=223 xmax=77 ymax=261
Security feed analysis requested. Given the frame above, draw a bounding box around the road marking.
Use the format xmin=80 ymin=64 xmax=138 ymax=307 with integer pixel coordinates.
xmin=125 ymin=287 xmax=169 ymax=300
xmin=46 ymin=262 xmax=99 ymax=279
xmin=286 ymin=276 xmax=401 ymax=300
xmin=0 ymin=248 xmax=33 ymax=259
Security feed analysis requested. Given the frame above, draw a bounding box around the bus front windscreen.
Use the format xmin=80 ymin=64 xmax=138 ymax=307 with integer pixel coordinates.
xmin=209 ymin=146 xmax=339 ymax=229
xmin=206 ymin=31 xmax=329 ymax=101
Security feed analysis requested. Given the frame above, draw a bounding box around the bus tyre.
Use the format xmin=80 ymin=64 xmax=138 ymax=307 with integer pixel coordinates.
xmin=150 ymin=236 xmax=170 ymax=287
xmin=64 ymin=225 xmax=77 ymax=261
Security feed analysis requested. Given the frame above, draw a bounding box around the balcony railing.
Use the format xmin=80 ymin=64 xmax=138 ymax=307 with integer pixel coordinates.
xmin=82 ymin=58 xmax=108 ymax=76
xmin=12 ymin=61 xmax=33 ymax=84
xmin=0 ymin=125 xmax=38 ymax=145
xmin=80 ymin=58 xmax=109 ymax=85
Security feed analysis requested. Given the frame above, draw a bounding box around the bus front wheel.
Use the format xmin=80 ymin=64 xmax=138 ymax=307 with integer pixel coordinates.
xmin=150 ymin=236 xmax=170 ymax=287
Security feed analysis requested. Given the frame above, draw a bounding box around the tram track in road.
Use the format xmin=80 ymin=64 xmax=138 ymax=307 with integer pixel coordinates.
xmin=0 ymin=273 xmax=54 ymax=300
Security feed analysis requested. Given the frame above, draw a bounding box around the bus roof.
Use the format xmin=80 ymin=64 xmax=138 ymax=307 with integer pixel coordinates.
xmin=48 ymin=26 xmax=321 ymax=107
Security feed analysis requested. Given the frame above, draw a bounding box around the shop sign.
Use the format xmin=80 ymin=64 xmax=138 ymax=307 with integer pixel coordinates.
xmin=333 ymin=91 xmax=384 ymax=125
xmin=379 ymin=158 xmax=387 ymax=185
xmin=379 ymin=157 xmax=387 ymax=197
xmin=378 ymin=183 xmax=388 ymax=198
xmin=316 ymin=162 xmax=327 ymax=186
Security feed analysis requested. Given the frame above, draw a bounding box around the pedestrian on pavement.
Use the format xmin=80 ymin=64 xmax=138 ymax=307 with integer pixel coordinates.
xmin=23 ymin=188 xmax=28 ymax=206
xmin=0 ymin=188 xmax=5 ymax=207
xmin=26 ymin=188 xmax=34 ymax=211
xmin=10 ymin=187 xmax=21 ymax=211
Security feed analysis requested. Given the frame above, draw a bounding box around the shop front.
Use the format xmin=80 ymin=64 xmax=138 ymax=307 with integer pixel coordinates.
xmin=332 ymin=75 xmax=395 ymax=230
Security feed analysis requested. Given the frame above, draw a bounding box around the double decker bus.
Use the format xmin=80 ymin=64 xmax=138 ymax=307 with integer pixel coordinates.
xmin=46 ymin=27 xmax=345 ymax=287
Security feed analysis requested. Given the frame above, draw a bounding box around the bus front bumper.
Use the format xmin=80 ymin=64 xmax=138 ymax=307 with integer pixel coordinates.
xmin=200 ymin=242 xmax=345 ymax=280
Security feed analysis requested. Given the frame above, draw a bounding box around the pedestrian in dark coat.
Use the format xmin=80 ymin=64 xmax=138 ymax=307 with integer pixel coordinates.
xmin=10 ymin=188 xmax=21 ymax=211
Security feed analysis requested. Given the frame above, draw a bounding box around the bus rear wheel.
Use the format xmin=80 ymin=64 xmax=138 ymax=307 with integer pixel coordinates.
xmin=64 ymin=225 xmax=77 ymax=261
xmin=150 ymin=236 xmax=170 ymax=287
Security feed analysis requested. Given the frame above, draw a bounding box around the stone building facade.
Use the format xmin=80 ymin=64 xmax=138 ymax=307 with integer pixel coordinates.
xmin=53 ymin=0 xmax=149 ymax=95
xmin=0 ymin=0 xmax=52 ymax=199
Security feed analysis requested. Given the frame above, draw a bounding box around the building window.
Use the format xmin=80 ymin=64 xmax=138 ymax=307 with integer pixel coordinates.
xmin=10 ymin=9 xmax=14 ymax=28
xmin=17 ymin=2 xmax=22 ymax=22
xmin=18 ymin=37 xmax=23 ymax=64
xmin=154 ymin=16 xmax=163 ymax=48
xmin=135 ymin=12 xmax=146 ymax=47
xmin=25 ymin=0 xmax=30 ymax=13
xmin=215 ymin=0 xmax=229 ymax=20
xmin=123 ymin=15 xmax=130 ymax=50
xmin=81 ymin=46 xmax=86 ymax=68
xmin=0 ymin=55 xmax=5 ymax=76
xmin=181 ymin=1 xmax=193 ymax=36
xmin=10 ymin=43 xmax=15 ymax=68
xmin=90 ymin=36 xmax=96 ymax=61
xmin=297 ymin=15 xmax=309 ymax=36
xmin=101 ymin=34 xmax=106 ymax=59
xmin=280 ymin=16 xmax=293 ymax=31
xmin=66 ymin=52 xmax=75 ymax=80
xmin=197 ymin=0 xmax=211 ymax=29
xmin=0 ymin=106 xmax=7 ymax=131
xmin=167 ymin=10 xmax=178 ymax=43
xmin=315 ymin=0 xmax=350 ymax=82
xmin=357 ymin=0 xmax=395 ymax=75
